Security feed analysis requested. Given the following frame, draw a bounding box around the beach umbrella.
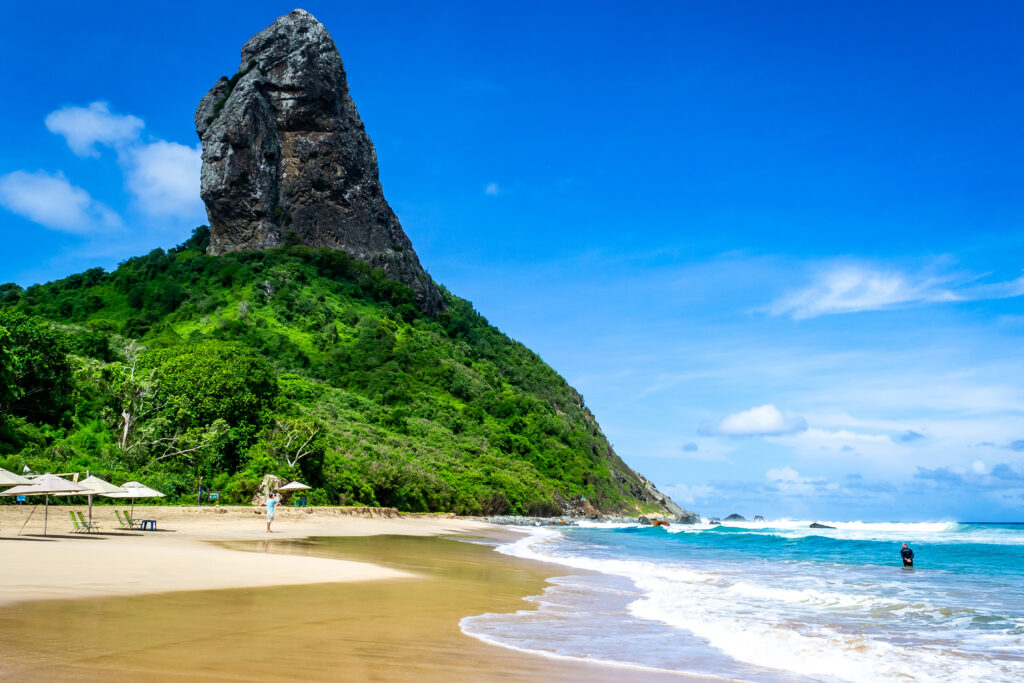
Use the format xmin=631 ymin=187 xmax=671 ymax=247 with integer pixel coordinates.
xmin=0 ymin=467 xmax=32 ymax=487
xmin=1 ymin=473 xmax=88 ymax=535
xmin=277 ymin=480 xmax=311 ymax=506
xmin=53 ymin=475 xmax=125 ymax=525
xmin=103 ymin=480 xmax=165 ymax=519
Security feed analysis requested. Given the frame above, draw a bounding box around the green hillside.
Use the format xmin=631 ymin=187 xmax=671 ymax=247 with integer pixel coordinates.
xmin=0 ymin=228 xmax=667 ymax=515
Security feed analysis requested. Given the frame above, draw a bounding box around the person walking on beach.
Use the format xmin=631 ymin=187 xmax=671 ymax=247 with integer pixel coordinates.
xmin=901 ymin=543 xmax=914 ymax=567
xmin=266 ymin=492 xmax=280 ymax=533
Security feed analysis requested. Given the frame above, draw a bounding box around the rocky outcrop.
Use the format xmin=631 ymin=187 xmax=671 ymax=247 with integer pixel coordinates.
xmin=251 ymin=473 xmax=285 ymax=505
xmin=195 ymin=9 xmax=444 ymax=314
xmin=810 ymin=522 xmax=836 ymax=529
xmin=724 ymin=513 xmax=746 ymax=521
xmin=611 ymin=468 xmax=697 ymax=520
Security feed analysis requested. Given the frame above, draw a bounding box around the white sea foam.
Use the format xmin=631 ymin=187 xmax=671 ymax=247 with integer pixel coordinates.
xmin=478 ymin=527 xmax=1024 ymax=682
xmin=659 ymin=518 xmax=1024 ymax=545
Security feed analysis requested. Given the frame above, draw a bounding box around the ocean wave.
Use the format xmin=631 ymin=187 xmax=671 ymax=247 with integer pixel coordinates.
xmin=486 ymin=527 xmax=1024 ymax=682
xmin=654 ymin=519 xmax=1024 ymax=545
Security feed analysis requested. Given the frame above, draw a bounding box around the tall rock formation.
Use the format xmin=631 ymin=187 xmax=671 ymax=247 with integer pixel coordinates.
xmin=195 ymin=9 xmax=444 ymax=314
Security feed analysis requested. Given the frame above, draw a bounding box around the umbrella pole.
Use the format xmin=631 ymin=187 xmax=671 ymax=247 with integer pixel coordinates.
xmin=89 ymin=493 xmax=94 ymax=525
xmin=19 ymin=505 xmax=37 ymax=536
xmin=44 ymin=494 xmax=49 ymax=536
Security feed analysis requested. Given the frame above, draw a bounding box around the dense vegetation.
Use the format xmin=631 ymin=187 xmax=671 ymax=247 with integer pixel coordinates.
xmin=0 ymin=228 xmax=657 ymax=515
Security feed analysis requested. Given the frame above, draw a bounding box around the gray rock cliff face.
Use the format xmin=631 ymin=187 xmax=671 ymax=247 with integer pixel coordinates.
xmin=195 ymin=9 xmax=444 ymax=314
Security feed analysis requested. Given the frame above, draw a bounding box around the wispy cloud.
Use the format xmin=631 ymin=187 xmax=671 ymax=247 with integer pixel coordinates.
xmin=484 ymin=182 xmax=500 ymax=196
xmin=700 ymin=404 xmax=807 ymax=437
xmin=765 ymin=466 xmax=838 ymax=496
xmin=45 ymin=101 xmax=144 ymax=157
xmin=767 ymin=263 xmax=1024 ymax=319
xmin=914 ymin=462 xmax=1024 ymax=491
xmin=0 ymin=170 xmax=120 ymax=234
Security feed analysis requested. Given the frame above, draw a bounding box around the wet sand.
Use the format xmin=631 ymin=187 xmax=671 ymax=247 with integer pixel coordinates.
xmin=0 ymin=507 xmax=702 ymax=681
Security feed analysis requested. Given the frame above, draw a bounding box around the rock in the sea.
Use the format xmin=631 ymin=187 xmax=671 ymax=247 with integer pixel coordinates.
xmin=753 ymin=515 xmax=766 ymax=522
xmin=195 ymin=9 xmax=445 ymax=314
xmin=724 ymin=513 xmax=746 ymax=521
xmin=810 ymin=522 xmax=836 ymax=529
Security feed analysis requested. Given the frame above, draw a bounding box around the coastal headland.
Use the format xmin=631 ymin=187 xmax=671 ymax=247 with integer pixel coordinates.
xmin=0 ymin=507 xmax=702 ymax=681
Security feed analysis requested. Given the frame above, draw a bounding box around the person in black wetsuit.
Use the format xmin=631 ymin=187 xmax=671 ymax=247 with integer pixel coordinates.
xmin=901 ymin=543 xmax=914 ymax=567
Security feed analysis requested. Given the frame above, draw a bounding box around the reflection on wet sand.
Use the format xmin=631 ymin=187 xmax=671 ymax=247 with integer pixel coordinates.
xmin=0 ymin=535 xmax=697 ymax=681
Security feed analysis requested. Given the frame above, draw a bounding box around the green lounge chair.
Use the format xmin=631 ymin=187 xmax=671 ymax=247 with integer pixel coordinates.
xmin=116 ymin=509 xmax=139 ymax=529
xmin=69 ymin=511 xmax=86 ymax=533
xmin=75 ymin=511 xmax=99 ymax=532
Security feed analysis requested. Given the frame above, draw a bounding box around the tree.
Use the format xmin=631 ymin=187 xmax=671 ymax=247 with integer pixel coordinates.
xmin=0 ymin=326 xmax=21 ymax=408
xmin=143 ymin=341 xmax=278 ymax=431
xmin=266 ymin=417 xmax=324 ymax=468
xmin=103 ymin=341 xmax=159 ymax=450
xmin=0 ymin=310 xmax=73 ymax=421
xmin=129 ymin=418 xmax=230 ymax=467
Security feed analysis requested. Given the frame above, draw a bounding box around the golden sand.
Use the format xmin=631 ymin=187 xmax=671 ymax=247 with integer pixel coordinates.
xmin=0 ymin=506 xmax=702 ymax=681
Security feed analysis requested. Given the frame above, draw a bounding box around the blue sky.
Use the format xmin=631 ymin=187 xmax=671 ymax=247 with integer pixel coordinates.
xmin=2 ymin=1 xmax=1023 ymax=521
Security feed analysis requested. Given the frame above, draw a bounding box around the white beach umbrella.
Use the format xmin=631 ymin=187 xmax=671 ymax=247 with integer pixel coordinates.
xmin=54 ymin=475 xmax=125 ymax=525
xmin=103 ymin=481 xmax=165 ymax=519
xmin=1 ymin=473 xmax=88 ymax=535
xmin=277 ymin=480 xmax=311 ymax=505
xmin=0 ymin=466 xmax=32 ymax=487
xmin=277 ymin=481 xmax=311 ymax=491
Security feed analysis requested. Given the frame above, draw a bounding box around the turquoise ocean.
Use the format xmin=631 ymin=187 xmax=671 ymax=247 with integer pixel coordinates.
xmin=461 ymin=520 xmax=1024 ymax=681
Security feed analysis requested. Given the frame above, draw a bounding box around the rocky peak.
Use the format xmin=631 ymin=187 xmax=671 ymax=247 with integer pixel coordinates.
xmin=195 ymin=9 xmax=444 ymax=314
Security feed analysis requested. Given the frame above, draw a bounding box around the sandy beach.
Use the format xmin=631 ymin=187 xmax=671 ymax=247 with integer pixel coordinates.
xmin=0 ymin=505 xmax=479 ymax=605
xmin=0 ymin=504 xmax=698 ymax=681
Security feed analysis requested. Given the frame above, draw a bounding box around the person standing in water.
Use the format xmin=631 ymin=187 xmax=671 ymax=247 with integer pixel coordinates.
xmin=266 ymin=492 xmax=280 ymax=533
xmin=901 ymin=543 xmax=914 ymax=567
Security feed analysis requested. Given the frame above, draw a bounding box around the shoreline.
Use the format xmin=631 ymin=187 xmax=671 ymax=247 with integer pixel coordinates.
xmin=0 ymin=505 xmax=706 ymax=681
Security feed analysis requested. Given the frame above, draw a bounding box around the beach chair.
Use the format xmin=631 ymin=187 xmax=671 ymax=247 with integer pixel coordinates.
xmin=75 ymin=511 xmax=99 ymax=532
xmin=69 ymin=511 xmax=86 ymax=533
xmin=116 ymin=509 xmax=139 ymax=529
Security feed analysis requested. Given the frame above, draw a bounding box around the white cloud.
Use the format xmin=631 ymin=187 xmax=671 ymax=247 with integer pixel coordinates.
xmin=0 ymin=170 xmax=120 ymax=234
xmin=700 ymin=404 xmax=807 ymax=437
xmin=664 ymin=483 xmax=716 ymax=505
xmin=45 ymin=101 xmax=144 ymax=157
xmin=41 ymin=101 xmax=203 ymax=219
xmin=123 ymin=141 xmax=203 ymax=218
xmin=769 ymin=265 xmax=956 ymax=319
xmin=768 ymin=263 xmax=1024 ymax=320
xmin=765 ymin=466 xmax=838 ymax=496
xmin=484 ymin=182 xmax=500 ymax=196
